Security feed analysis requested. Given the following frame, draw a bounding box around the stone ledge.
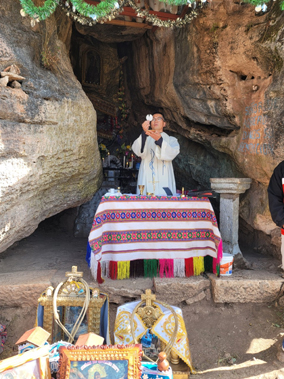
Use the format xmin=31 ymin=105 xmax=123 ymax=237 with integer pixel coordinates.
xmin=208 ymin=271 xmax=284 ymax=303
xmin=0 ymin=270 xmax=56 ymax=307
xmin=0 ymin=269 xmax=283 ymax=308
xmin=154 ymin=277 xmax=211 ymax=305
xmin=99 ymin=277 xmax=154 ymax=304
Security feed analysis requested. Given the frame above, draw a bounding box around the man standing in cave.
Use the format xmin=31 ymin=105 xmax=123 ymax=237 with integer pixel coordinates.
xmin=267 ymin=161 xmax=284 ymax=271
xmin=132 ymin=112 xmax=180 ymax=196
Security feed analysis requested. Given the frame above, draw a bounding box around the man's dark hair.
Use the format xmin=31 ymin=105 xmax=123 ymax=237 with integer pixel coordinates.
xmin=152 ymin=109 xmax=165 ymax=121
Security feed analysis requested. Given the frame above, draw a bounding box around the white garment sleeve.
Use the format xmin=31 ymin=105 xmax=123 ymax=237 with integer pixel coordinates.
xmin=131 ymin=135 xmax=148 ymax=159
xmin=155 ymin=136 xmax=180 ymax=161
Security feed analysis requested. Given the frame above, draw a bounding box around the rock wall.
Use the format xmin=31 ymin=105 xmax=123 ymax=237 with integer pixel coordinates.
xmin=123 ymin=1 xmax=284 ymax=257
xmin=1 ymin=0 xmax=284 ymax=258
xmin=0 ymin=3 xmax=102 ymax=253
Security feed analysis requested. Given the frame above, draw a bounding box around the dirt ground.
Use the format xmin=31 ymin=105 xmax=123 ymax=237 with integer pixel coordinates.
xmin=1 ymin=218 xmax=284 ymax=378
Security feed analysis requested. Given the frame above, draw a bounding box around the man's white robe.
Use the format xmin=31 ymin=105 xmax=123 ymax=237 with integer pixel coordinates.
xmin=132 ymin=132 xmax=180 ymax=196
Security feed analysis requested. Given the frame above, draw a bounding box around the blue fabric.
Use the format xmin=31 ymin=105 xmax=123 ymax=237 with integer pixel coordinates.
xmin=37 ymin=304 xmax=44 ymax=327
xmin=141 ymin=362 xmax=173 ymax=379
xmin=86 ymin=241 xmax=92 ymax=267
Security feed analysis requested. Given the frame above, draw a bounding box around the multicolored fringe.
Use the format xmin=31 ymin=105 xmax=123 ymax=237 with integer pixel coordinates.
xmin=185 ymin=258 xmax=194 ymax=277
xmin=109 ymin=261 xmax=118 ymax=280
xmin=193 ymin=257 xmax=205 ymax=276
xmin=101 ymin=260 xmax=110 ymax=278
xmin=90 ymin=241 xmax=223 ymax=281
xmin=130 ymin=260 xmax=144 ymax=278
xmin=159 ymin=259 xmax=174 ymax=278
xmin=117 ymin=261 xmax=130 ymax=280
xmin=204 ymin=256 xmax=213 ymax=272
xmin=97 ymin=262 xmax=104 ymax=284
xmin=174 ymin=259 xmax=186 ymax=278
xmin=144 ymin=259 xmax=158 ymax=277
xmin=213 ymin=239 xmax=223 ymax=276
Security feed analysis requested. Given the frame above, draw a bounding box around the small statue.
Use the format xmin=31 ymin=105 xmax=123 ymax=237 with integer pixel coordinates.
xmin=157 ymin=351 xmax=170 ymax=372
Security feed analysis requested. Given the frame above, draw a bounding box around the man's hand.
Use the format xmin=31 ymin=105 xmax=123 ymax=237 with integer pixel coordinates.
xmin=142 ymin=120 xmax=150 ymax=133
xmin=146 ymin=130 xmax=161 ymax=141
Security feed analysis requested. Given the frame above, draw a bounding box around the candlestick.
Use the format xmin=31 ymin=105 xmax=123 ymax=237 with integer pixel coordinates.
xmin=123 ymin=156 xmax=126 ymax=168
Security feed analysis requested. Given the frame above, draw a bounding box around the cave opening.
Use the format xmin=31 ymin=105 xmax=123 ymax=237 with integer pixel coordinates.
xmin=13 ymin=14 xmax=276 ymax=271
xmin=69 ymin=23 xmax=144 ymax=167
xmin=37 ymin=20 xmax=278 ymax=265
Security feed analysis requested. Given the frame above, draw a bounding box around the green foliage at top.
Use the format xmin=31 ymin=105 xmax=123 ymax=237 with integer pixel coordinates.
xmin=18 ymin=0 xmax=284 ymax=21
xmin=20 ymin=0 xmax=59 ymax=20
xmin=71 ymin=0 xmax=119 ymax=18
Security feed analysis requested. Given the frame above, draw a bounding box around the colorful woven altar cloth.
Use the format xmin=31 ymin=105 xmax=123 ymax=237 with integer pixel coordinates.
xmin=88 ymin=195 xmax=222 ymax=280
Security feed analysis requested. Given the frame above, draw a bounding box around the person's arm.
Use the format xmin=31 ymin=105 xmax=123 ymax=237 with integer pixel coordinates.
xmin=155 ymin=136 xmax=180 ymax=161
xmin=155 ymin=137 xmax=163 ymax=147
xmin=141 ymin=130 xmax=147 ymax=152
xmin=132 ymin=121 xmax=150 ymax=157
xmin=268 ymin=163 xmax=284 ymax=228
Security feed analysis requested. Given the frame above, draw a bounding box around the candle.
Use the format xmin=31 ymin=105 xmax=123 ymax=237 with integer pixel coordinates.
xmin=123 ymin=156 xmax=126 ymax=168
xmin=131 ymin=154 xmax=133 ymax=169
xmin=107 ymin=152 xmax=110 ymax=166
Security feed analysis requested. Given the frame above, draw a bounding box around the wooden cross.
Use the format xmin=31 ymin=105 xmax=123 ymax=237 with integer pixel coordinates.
xmin=141 ymin=289 xmax=156 ymax=306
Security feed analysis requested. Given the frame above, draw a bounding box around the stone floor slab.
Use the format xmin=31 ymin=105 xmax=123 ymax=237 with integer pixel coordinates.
xmin=0 ymin=270 xmax=56 ymax=307
xmin=208 ymin=270 xmax=284 ymax=303
xmin=154 ymin=276 xmax=211 ymax=305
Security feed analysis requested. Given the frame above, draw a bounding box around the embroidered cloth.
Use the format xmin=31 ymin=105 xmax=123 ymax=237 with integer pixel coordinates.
xmin=113 ymin=300 xmax=193 ymax=373
xmin=88 ymin=195 xmax=221 ymax=280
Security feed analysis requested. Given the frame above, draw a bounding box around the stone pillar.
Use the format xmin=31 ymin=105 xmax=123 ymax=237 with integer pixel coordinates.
xmin=210 ymin=178 xmax=252 ymax=256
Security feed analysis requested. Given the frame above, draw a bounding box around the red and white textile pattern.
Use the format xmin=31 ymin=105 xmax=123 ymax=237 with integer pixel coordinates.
xmin=88 ymin=195 xmax=222 ymax=279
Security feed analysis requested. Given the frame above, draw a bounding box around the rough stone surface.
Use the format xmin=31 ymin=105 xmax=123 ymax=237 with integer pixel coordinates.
xmin=208 ymin=271 xmax=284 ymax=303
xmin=0 ymin=270 xmax=55 ymax=307
xmin=0 ymin=4 xmax=102 ymax=253
xmin=74 ymin=181 xmax=111 ymax=238
xmin=2 ymin=0 xmax=284 ymax=260
xmin=99 ymin=278 xmax=154 ymax=304
xmin=75 ymin=23 xmax=147 ymax=43
xmin=123 ymin=1 xmax=284 ymax=255
xmin=154 ymin=277 xmax=210 ymax=304
xmin=185 ymin=290 xmax=207 ymax=304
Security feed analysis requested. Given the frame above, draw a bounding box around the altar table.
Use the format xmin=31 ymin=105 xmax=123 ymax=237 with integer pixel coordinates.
xmin=88 ymin=195 xmax=222 ymax=281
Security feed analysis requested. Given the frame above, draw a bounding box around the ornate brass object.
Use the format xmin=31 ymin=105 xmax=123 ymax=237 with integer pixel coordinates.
xmin=57 ymin=345 xmax=142 ymax=379
xmin=138 ymin=184 xmax=145 ymax=195
xmin=65 ymin=265 xmax=83 ymax=278
xmin=38 ymin=267 xmax=107 ymax=344
xmin=137 ymin=290 xmax=162 ymax=328
xmin=129 ymin=289 xmax=193 ymax=379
